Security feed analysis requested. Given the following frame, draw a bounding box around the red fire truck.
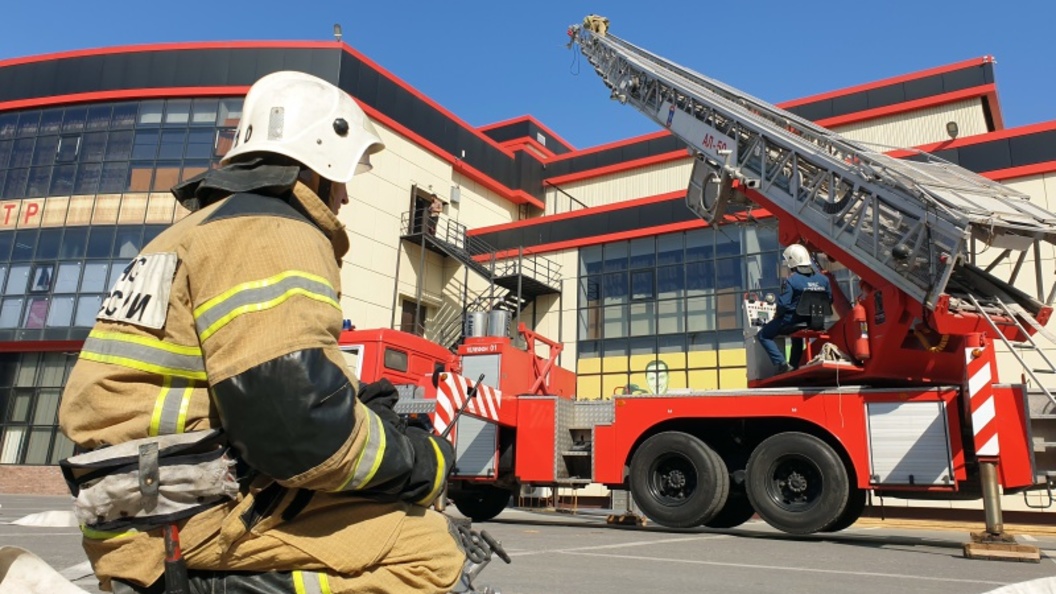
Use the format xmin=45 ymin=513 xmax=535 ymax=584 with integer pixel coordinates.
xmin=342 ymin=17 xmax=1056 ymax=560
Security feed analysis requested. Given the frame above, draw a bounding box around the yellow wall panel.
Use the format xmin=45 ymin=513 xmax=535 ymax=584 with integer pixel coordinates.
xmin=577 ymin=375 xmax=602 ymax=400
xmin=688 ymin=350 xmax=717 ymax=368
xmin=602 ymin=373 xmax=629 ymax=398
xmin=578 ymin=357 xmax=602 ymax=374
xmin=688 ymin=369 xmax=718 ymax=391
xmin=719 ymin=367 xmax=748 ymax=389
xmin=718 ymin=348 xmax=747 ymax=367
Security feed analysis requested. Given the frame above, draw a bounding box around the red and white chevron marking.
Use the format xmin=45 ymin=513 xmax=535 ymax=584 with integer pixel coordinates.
xmin=434 ymin=374 xmax=503 ymax=436
xmin=966 ymin=347 xmax=1000 ymax=458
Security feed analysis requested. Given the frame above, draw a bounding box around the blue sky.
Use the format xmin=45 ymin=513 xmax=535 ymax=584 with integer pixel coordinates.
xmin=2 ymin=1 xmax=1053 ymax=150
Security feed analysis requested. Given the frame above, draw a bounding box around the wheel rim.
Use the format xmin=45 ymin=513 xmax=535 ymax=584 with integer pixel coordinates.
xmin=765 ymin=454 xmax=823 ymax=512
xmin=648 ymin=452 xmax=698 ymax=506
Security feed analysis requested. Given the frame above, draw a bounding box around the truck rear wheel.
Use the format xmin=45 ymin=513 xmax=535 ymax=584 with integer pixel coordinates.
xmin=703 ymin=492 xmax=755 ymax=529
xmin=745 ymin=432 xmax=849 ymax=535
xmin=450 ymin=485 xmax=511 ymax=522
xmin=629 ymin=431 xmax=729 ymax=528
xmin=822 ymin=487 xmax=867 ymax=533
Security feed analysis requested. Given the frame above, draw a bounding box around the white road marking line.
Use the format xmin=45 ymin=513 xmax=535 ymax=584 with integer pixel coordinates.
xmin=509 ymin=534 xmax=729 ymax=558
xmin=1020 ymin=534 xmax=1037 ymax=542
xmin=1042 ymin=550 xmax=1056 ymax=565
xmin=561 ymin=551 xmax=1007 ymax=586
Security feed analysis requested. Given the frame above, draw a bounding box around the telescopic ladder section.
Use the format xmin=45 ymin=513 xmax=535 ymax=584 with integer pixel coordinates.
xmin=569 ymin=21 xmax=1056 ymax=313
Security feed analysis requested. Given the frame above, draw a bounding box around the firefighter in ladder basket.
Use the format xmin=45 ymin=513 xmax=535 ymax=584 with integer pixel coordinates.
xmin=58 ymin=71 xmax=465 ymax=593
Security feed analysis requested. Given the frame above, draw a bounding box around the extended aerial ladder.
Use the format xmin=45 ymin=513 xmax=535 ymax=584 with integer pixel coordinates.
xmin=569 ymin=15 xmax=1056 ymax=559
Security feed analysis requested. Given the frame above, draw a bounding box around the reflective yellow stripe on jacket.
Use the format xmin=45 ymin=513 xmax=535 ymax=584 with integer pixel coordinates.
xmin=293 ymin=570 xmax=333 ymax=594
xmin=148 ymin=376 xmax=197 ymax=436
xmin=80 ymin=330 xmax=206 ymax=380
xmin=193 ymin=271 xmax=339 ymax=342
xmin=334 ymin=407 xmax=387 ymax=492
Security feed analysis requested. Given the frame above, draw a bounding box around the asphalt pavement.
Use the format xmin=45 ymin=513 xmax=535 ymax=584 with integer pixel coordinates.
xmin=1 ymin=494 xmax=1054 ymax=594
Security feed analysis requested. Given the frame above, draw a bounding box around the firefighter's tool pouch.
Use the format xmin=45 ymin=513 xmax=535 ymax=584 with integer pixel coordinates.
xmin=60 ymin=430 xmax=238 ymax=531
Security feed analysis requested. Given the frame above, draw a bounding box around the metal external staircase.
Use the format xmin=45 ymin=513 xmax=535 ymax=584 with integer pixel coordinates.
xmin=968 ymin=294 xmax=1056 ymax=495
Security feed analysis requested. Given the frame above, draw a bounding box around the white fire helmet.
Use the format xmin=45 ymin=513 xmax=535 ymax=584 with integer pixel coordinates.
xmin=783 ymin=244 xmax=812 ymax=269
xmin=222 ymin=71 xmax=384 ymax=183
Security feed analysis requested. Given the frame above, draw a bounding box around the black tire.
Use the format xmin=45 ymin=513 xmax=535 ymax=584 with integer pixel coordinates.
xmin=745 ymin=432 xmax=849 ymax=535
xmin=703 ymin=493 xmax=755 ymax=529
xmin=822 ymin=488 xmax=867 ymax=533
xmin=629 ymin=431 xmax=730 ymax=528
xmin=450 ymin=485 xmax=511 ymax=522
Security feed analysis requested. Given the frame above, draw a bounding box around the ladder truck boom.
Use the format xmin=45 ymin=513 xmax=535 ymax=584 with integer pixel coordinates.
xmin=568 ymin=18 xmax=1056 ymax=327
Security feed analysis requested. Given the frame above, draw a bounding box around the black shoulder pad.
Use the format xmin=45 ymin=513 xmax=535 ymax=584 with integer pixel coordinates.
xmin=201 ymin=193 xmax=310 ymax=226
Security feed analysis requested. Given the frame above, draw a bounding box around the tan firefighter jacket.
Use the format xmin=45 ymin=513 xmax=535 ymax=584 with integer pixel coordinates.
xmin=58 ymin=177 xmax=457 ymax=592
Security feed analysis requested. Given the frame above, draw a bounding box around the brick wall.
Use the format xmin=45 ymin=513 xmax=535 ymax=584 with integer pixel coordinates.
xmin=0 ymin=465 xmax=68 ymax=495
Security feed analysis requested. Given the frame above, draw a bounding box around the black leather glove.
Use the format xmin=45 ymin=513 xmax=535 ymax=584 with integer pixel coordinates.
xmin=357 ymin=378 xmax=405 ymax=431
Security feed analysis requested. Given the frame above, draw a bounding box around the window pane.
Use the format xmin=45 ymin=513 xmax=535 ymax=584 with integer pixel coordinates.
xmin=164 ymin=100 xmax=191 ymax=125
xmin=39 ymin=109 xmax=63 ymax=135
xmin=9 ymin=390 xmax=32 ymax=421
xmin=13 ymin=231 xmax=38 ymax=262
xmin=715 ymin=227 xmax=742 ymax=257
xmin=579 ymin=307 xmax=601 ymax=341
xmin=85 ymin=105 xmax=112 ymax=130
xmin=580 ymin=275 xmax=600 ymax=307
xmin=62 ymin=107 xmax=87 ymax=133
xmin=629 ymin=237 xmax=655 ymax=269
xmin=74 ymin=162 xmax=101 ymax=194
xmin=657 ymin=265 xmax=684 ymax=300
xmin=687 ymin=295 xmax=716 ymax=332
xmin=686 ymin=261 xmax=715 ymax=295
xmin=25 ymin=166 xmax=52 ymax=197
xmin=746 ymin=252 xmax=780 ymax=291
xmin=24 ymin=429 xmax=52 ymax=464
xmin=86 ymin=226 xmax=115 ymax=258
xmin=56 ymin=135 xmax=80 ymax=162
xmin=110 ymin=103 xmax=139 ymax=129
xmin=49 ymin=429 xmax=76 ymax=462
xmin=0 ymin=233 xmax=13 ymax=261
xmin=34 ymin=231 xmax=61 ymax=260
xmin=158 ymin=131 xmax=186 ymax=159
xmin=658 ymin=299 xmax=685 ymax=334
xmin=10 ymin=138 xmax=34 ymax=168
xmin=80 ymin=261 xmax=109 ymax=291
xmin=0 ymin=140 xmax=11 ymax=169
xmin=191 ymin=99 xmax=219 ymax=125
xmin=685 ymin=228 xmax=714 ymax=262
xmin=579 ymin=245 xmax=602 ymax=276
xmin=50 ymin=163 xmax=76 ymax=194
xmin=46 ymin=295 xmax=74 ymax=327
xmin=80 ymin=132 xmax=107 ymax=162
xmin=138 ymin=101 xmax=164 ymax=126
xmin=114 ymin=228 xmax=142 ymax=258
xmin=22 ymin=297 xmax=49 ymax=329
xmin=99 ymin=161 xmax=129 ymax=193
xmin=59 ymin=227 xmax=88 ymax=259
xmin=0 ymin=298 xmax=23 ymax=328
xmin=657 ymin=233 xmax=683 ymax=266
xmin=715 ymin=257 xmax=744 ymax=291
xmin=29 ymin=264 xmax=54 ymax=293
xmin=0 ymin=113 xmax=17 ymax=139
xmin=715 ymin=292 xmax=742 ymax=330
xmin=744 ymin=225 xmax=779 ymax=254
xmin=2 ymin=168 xmax=27 ymax=199
xmin=218 ymin=99 xmax=243 ymax=126
xmin=105 ymin=131 xmax=133 ymax=160
xmin=131 ymin=130 xmax=160 ymax=160
xmin=74 ymin=294 xmax=102 ymax=327
xmin=50 ymin=432 xmax=75 ymax=464
xmin=602 ymin=271 xmax=627 ymax=305
xmin=631 ymin=269 xmax=654 ymax=300
xmin=33 ymin=388 xmax=61 ymax=424
xmin=629 ymin=301 xmax=655 ymax=336
xmin=0 ymin=427 xmax=25 ymax=463
xmin=17 ymin=111 xmax=41 ymax=137
xmin=603 ymin=242 xmax=628 ymax=272
xmin=603 ymin=304 xmax=627 ymax=338
xmin=32 ymin=136 xmax=58 ymax=166
xmin=39 ymin=354 xmax=66 ymax=387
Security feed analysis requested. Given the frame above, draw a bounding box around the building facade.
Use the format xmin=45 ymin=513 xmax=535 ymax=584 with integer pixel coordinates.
xmin=0 ymin=43 xmax=1053 ymax=520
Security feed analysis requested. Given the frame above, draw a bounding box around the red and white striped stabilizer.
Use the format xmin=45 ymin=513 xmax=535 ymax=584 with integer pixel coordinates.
xmin=434 ymin=373 xmax=503 ymax=436
xmin=966 ymin=346 xmax=1000 ymax=458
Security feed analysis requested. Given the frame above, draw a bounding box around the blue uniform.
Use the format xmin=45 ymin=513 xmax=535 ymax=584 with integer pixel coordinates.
xmin=758 ymin=269 xmax=833 ymax=369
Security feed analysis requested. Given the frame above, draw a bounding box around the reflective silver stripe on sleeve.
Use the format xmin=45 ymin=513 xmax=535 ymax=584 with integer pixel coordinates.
xmin=334 ymin=407 xmax=387 ymax=492
xmin=193 ymin=271 xmax=339 ymax=342
xmin=149 ymin=376 xmax=197 ymax=436
xmin=79 ymin=330 xmax=206 ymax=381
xmin=292 ymin=570 xmax=332 ymax=594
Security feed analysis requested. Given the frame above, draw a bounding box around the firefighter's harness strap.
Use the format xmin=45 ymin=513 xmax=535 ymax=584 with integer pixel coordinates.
xmin=60 ymin=430 xmax=238 ymax=532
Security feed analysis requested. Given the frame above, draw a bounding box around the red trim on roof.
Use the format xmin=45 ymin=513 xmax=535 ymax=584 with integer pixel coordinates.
xmin=545 ymin=150 xmax=689 ymax=186
xmin=478 ymin=114 xmax=576 ymax=151
xmin=777 ymin=56 xmax=994 ymax=108
xmin=469 ymin=190 xmax=685 ymax=236
xmin=500 ymin=137 xmax=556 ymax=159
xmin=0 ymin=87 xmax=250 ymax=112
xmin=983 ymin=88 xmax=1005 ymax=131
xmin=548 ymin=130 xmax=672 ymax=163
xmin=475 ymin=220 xmax=708 ymax=259
xmin=815 ymin=85 xmax=994 ymax=129
xmin=0 ymin=40 xmax=341 ymax=69
xmin=983 ymin=160 xmax=1056 ymax=182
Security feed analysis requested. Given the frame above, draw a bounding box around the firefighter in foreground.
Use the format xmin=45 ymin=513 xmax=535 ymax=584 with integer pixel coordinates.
xmin=58 ymin=71 xmax=464 ymax=593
